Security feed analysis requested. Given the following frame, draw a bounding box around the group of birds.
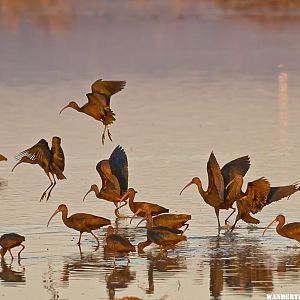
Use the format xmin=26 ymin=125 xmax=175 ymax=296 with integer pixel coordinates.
xmin=1 ymin=78 xmax=300 ymax=267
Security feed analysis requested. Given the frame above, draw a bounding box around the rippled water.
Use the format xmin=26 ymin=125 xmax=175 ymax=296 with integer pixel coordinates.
xmin=1 ymin=1 xmax=300 ymax=299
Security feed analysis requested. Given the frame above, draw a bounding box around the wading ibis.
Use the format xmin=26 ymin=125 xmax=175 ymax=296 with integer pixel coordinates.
xmin=105 ymin=226 xmax=136 ymax=265
xmin=59 ymin=79 xmax=126 ymax=144
xmin=230 ymin=177 xmax=299 ymax=231
xmin=180 ymin=152 xmax=250 ymax=230
xmin=263 ymin=214 xmax=300 ymax=243
xmin=47 ymin=204 xmax=111 ymax=246
xmin=83 ymin=145 xmax=128 ymax=218
xmin=12 ymin=137 xmax=66 ymax=201
xmin=117 ymin=188 xmax=169 ymax=222
xmin=0 ymin=233 xmax=25 ymax=260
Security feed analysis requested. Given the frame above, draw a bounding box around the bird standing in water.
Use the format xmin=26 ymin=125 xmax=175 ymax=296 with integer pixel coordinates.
xmin=47 ymin=204 xmax=111 ymax=247
xmin=12 ymin=137 xmax=66 ymax=201
xmin=105 ymin=226 xmax=136 ymax=265
xmin=0 ymin=154 xmax=7 ymax=161
xmin=59 ymin=79 xmax=126 ymax=144
xmin=83 ymin=145 xmax=129 ymax=218
xmin=263 ymin=214 xmax=300 ymax=243
xmin=229 ymin=177 xmax=299 ymax=231
xmin=180 ymin=152 xmax=250 ymax=230
xmin=0 ymin=233 xmax=25 ymax=260
xmin=117 ymin=188 xmax=169 ymax=221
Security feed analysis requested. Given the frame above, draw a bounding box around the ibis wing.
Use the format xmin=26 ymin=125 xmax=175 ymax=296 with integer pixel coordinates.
xmin=108 ymin=146 xmax=128 ymax=194
xmin=221 ymin=155 xmax=250 ymax=188
xmin=267 ymin=184 xmax=299 ymax=205
xmin=15 ymin=139 xmax=51 ymax=165
xmin=225 ymin=175 xmax=243 ymax=204
xmin=207 ymin=152 xmax=224 ymax=199
xmin=91 ymin=79 xmax=126 ymax=102
xmin=242 ymin=177 xmax=270 ymax=214
xmin=96 ymin=160 xmax=120 ymax=194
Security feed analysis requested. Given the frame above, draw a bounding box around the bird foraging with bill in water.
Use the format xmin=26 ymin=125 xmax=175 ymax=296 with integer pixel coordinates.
xmin=59 ymin=79 xmax=126 ymax=144
xmin=12 ymin=137 xmax=66 ymax=201
xmin=137 ymin=210 xmax=186 ymax=255
xmin=0 ymin=233 xmax=25 ymax=260
xmin=263 ymin=214 xmax=300 ymax=243
xmin=47 ymin=204 xmax=111 ymax=247
xmin=83 ymin=145 xmax=129 ymax=218
xmin=105 ymin=226 xmax=136 ymax=265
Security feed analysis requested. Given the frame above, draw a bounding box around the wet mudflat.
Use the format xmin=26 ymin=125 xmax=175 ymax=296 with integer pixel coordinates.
xmin=1 ymin=1 xmax=300 ymax=299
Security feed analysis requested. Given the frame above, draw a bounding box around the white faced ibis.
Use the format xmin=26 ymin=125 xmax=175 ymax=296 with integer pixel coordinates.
xmin=137 ymin=211 xmax=186 ymax=254
xmin=263 ymin=215 xmax=300 ymax=243
xmin=105 ymin=226 xmax=136 ymax=265
xmin=83 ymin=145 xmax=128 ymax=218
xmin=230 ymin=177 xmax=299 ymax=231
xmin=0 ymin=233 xmax=25 ymax=260
xmin=136 ymin=213 xmax=191 ymax=232
xmin=60 ymin=79 xmax=126 ymax=144
xmin=0 ymin=154 xmax=7 ymax=161
xmin=12 ymin=137 xmax=66 ymax=201
xmin=180 ymin=152 xmax=250 ymax=230
xmin=117 ymin=188 xmax=169 ymax=222
xmin=47 ymin=204 xmax=111 ymax=246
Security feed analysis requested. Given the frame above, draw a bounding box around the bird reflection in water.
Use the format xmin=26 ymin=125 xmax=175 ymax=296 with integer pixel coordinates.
xmin=139 ymin=253 xmax=187 ymax=295
xmin=105 ymin=265 xmax=136 ymax=300
xmin=0 ymin=259 xmax=25 ymax=284
xmin=209 ymin=237 xmax=273 ymax=299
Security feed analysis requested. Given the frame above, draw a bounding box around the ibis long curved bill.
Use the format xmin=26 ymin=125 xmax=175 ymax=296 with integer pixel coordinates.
xmin=135 ymin=218 xmax=146 ymax=228
xmin=114 ymin=189 xmax=136 ymax=216
xmin=59 ymin=104 xmax=71 ymax=115
xmin=262 ymin=218 xmax=278 ymax=236
xmin=180 ymin=181 xmax=193 ymax=195
xmin=83 ymin=188 xmax=93 ymax=202
xmin=47 ymin=209 xmax=60 ymax=227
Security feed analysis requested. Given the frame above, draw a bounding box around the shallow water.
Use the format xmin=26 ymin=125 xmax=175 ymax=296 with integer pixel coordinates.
xmin=1 ymin=1 xmax=300 ymax=299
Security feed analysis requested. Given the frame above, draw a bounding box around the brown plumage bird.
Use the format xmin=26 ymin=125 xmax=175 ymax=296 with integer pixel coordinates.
xmin=0 ymin=154 xmax=7 ymax=161
xmin=105 ymin=226 xmax=136 ymax=265
xmin=137 ymin=211 xmax=186 ymax=254
xmin=230 ymin=177 xmax=299 ymax=231
xmin=59 ymin=79 xmax=126 ymax=144
xmin=0 ymin=233 xmax=25 ymax=259
xmin=47 ymin=204 xmax=111 ymax=246
xmin=117 ymin=188 xmax=169 ymax=222
xmin=136 ymin=213 xmax=191 ymax=232
xmin=12 ymin=137 xmax=66 ymax=201
xmin=83 ymin=146 xmax=128 ymax=218
xmin=263 ymin=214 xmax=300 ymax=243
xmin=180 ymin=152 xmax=250 ymax=229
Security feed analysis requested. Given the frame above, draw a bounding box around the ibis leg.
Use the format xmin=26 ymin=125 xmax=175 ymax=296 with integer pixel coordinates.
xmin=125 ymin=253 xmax=130 ymax=265
xmin=230 ymin=216 xmax=240 ymax=232
xmin=77 ymin=232 xmax=83 ymax=246
xmin=8 ymin=249 xmax=14 ymax=260
xmin=18 ymin=244 xmax=25 ymax=259
xmin=225 ymin=208 xmax=236 ymax=225
xmin=46 ymin=174 xmax=56 ymax=201
xmin=215 ymin=207 xmax=221 ymax=229
xmin=40 ymin=172 xmax=53 ymax=202
xmin=101 ymin=126 xmax=107 ymax=145
xmin=113 ymin=255 xmax=116 ymax=267
xmin=90 ymin=231 xmax=100 ymax=247
xmin=107 ymin=128 xmax=113 ymax=142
